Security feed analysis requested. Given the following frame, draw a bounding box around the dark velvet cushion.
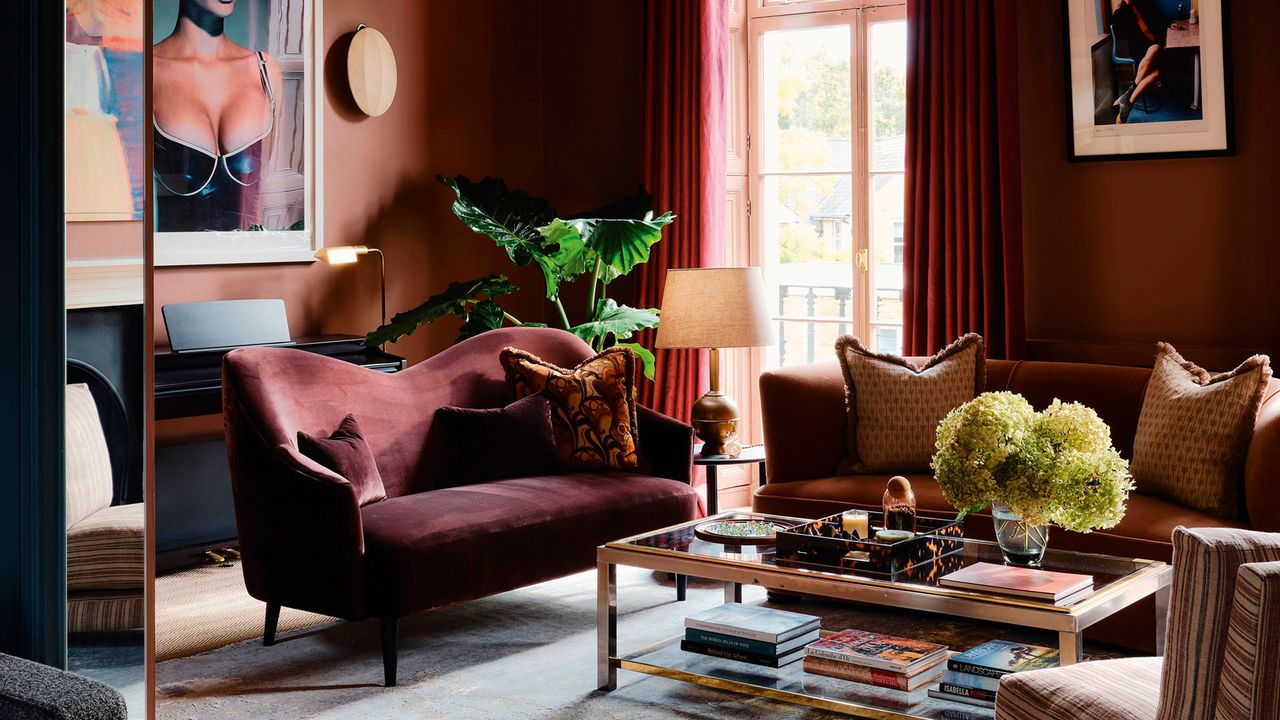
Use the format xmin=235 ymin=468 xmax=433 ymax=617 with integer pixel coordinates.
xmin=433 ymin=394 xmax=561 ymax=486
xmin=297 ymin=414 xmax=386 ymax=507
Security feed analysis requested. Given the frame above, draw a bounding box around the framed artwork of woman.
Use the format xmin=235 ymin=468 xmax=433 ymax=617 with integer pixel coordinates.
xmin=153 ymin=0 xmax=323 ymax=265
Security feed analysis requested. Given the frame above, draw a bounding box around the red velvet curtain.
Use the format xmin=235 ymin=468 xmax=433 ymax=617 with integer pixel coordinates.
xmin=634 ymin=0 xmax=728 ymax=422
xmin=903 ymin=0 xmax=1026 ymax=359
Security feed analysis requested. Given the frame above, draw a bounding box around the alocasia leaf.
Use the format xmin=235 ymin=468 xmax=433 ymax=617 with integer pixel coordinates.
xmin=439 ymin=175 xmax=555 ymax=268
xmin=569 ymin=299 xmax=660 ymax=343
xmin=536 ymin=219 xmax=590 ymax=299
xmin=366 ymin=274 xmax=517 ymax=347
xmin=577 ymin=211 xmax=675 ymax=284
xmin=455 ymin=299 xmax=506 ymax=343
xmin=616 ymin=341 xmax=656 ymax=381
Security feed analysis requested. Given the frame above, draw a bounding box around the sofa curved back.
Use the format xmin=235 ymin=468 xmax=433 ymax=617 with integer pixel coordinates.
xmin=223 ymin=326 xmax=595 ymax=498
xmin=759 ymin=358 xmax=1280 ymax=530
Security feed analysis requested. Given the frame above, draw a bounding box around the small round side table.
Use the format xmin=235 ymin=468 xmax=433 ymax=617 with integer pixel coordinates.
xmin=693 ymin=443 xmax=766 ymax=515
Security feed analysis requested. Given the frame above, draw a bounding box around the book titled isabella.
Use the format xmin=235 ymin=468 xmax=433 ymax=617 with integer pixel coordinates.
xmin=803 ymin=655 xmax=943 ymax=692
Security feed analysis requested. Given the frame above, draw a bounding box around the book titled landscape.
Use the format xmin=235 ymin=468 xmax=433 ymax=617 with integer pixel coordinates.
xmin=947 ymin=639 xmax=1059 ymax=678
xmin=684 ymin=603 xmax=821 ymax=644
xmin=940 ymin=668 xmax=1000 ymax=693
xmin=804 ymin=629 xmax=949 ymax=673
xmin=940 ymin=562 xmax=1094 ymax=602
xmin=803 ymin=655 xmax=944 ymax=692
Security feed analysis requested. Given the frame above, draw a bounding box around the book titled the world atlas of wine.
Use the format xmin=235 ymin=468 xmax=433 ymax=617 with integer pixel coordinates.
xmin=939 ymin=562 xmax=1094 ymax=602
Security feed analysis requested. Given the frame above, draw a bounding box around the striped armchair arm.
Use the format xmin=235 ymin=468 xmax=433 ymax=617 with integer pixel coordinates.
xmin=1214 ymin=561 xmax=1280 ymax=720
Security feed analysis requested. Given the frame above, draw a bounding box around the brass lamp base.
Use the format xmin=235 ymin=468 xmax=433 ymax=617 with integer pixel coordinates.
xmin=692 ymin=390 xmax=741 ymax=458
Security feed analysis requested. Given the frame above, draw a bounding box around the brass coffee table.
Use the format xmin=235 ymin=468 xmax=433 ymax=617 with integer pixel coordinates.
xmin=597 ymin=513 xmax=1170 ymax=719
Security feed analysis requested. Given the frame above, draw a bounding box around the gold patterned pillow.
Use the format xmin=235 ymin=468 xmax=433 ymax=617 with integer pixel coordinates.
xmin=500 ymin=345 xmax=640 ymax=471
xmin=836 ymin=334 xmax=985 ymax=473
xmin=1130 ymin=343 xmax=1271 ymax=518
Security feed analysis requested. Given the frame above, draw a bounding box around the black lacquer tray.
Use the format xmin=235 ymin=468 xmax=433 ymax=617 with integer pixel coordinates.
xmin=775 ymin=510 xmax=964 ymax=576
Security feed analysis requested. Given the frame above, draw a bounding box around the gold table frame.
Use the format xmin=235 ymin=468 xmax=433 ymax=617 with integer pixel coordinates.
xmin=596 ymin=514 xmax=1171 ymax=719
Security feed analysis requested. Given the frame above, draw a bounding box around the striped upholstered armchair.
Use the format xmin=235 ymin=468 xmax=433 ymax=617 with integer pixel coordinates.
xmin=996 ymin=527 xmax=1280 ymax=720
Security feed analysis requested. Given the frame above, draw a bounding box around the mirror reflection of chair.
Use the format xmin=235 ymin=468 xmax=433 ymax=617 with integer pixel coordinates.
xmin=65 ymin=364 xmax=144 ymax=634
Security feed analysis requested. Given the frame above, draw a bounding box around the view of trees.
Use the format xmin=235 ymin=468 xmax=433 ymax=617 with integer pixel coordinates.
xmin=769 ymin=31 xmax=905 ymax=264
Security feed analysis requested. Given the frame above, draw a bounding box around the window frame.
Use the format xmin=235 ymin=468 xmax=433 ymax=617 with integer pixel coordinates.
xmin=745 ymin=0 xmax=906 ymax=369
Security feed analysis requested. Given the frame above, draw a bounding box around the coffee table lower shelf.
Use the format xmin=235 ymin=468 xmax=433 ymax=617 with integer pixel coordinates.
xmin=616 ymin=636 xmax=993 ymax=720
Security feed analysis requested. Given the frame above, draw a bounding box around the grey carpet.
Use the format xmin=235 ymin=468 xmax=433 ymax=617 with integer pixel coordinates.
xmin=157 ymin=567 xmax=1136 ymax=720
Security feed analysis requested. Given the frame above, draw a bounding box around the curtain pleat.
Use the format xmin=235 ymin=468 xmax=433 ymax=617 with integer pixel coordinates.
xmin=904 ymin=0 xmax=1025 ymax=359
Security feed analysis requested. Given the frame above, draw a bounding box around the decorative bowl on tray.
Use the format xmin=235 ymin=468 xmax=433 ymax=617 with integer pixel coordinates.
xmin=694 ymin=516 xmax=793 ymax=546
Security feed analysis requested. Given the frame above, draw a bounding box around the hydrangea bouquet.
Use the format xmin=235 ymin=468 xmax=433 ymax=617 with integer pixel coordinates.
xmin=932 ymin=392 xmax=1134 ymax=535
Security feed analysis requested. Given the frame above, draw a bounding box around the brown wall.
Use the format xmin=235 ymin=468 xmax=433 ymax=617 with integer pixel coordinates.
xmin=68 ymin=221 xmax=143 ymax=259
xmin=153 ymin=0 xmax=642 ymax=367
xmin=1017 ymin=0 xmax=1280 ymax=369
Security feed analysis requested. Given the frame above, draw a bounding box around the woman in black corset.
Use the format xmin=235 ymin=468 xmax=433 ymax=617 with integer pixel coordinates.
xmin=153 ymin=0 xmax=283 ymax=232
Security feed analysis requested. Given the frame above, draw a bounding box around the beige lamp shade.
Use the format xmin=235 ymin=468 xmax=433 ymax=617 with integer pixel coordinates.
xmin=655 ymin=267 xmax=776 ymax=349
xmin=348 ymin=26 xmax=397 ymax=117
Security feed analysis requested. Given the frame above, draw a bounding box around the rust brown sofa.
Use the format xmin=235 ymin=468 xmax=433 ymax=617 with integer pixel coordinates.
xmin=223 ymin=327 xmax=698 ymax=686
xmin=754 ymin=358 xmax=1280 ymax=649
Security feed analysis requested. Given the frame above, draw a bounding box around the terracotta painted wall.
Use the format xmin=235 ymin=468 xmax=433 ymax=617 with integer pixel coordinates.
xmin=152 ymin=0 xmax=643 ymax=368
xmin=152 ymin=0 xmax=643 ymax=442
xmin=68 ymin=221 xmax=143 ymax=259
xmin=1017 ymin=0 xmax=1280 ymax=369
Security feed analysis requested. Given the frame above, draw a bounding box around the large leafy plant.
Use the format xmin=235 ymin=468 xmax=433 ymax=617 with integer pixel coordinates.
xmin=366 ymin=176 xmax=674 ymax=379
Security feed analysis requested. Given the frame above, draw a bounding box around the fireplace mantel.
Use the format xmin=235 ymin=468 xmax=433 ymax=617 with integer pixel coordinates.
xmin=66 ymin=257 xmax=144 ymax=309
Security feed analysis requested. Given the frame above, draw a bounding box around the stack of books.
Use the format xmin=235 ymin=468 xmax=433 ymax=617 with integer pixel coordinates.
xmin=940 ymin=562 xmax=1095 ymax=606
xmin=929 ymin=639 xmax=1060 ymax=708
xmin=802 ymin=629 xmax=949 ymax=691
xmin=682 ymin=603 xmax=820 ymax=668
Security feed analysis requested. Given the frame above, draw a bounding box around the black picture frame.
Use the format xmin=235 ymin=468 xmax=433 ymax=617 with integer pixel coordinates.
xmin=1062 ymin=0 xmax=1234 ymax=162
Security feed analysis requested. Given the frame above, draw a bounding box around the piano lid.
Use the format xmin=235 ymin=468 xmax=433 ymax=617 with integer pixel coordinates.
xmin=162 ymin=299 xmax=292 ymax=353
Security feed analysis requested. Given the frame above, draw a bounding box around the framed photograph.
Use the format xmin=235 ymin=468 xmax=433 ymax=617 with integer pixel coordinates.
xmin=153 ymin=0 xmax=323 ymax=266
xmin=1063 ymin=0 xmax=1233 ymax=161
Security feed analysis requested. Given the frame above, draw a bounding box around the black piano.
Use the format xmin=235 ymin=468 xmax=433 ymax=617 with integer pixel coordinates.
xmin=156 ymin=334 xmax=405 ymax=420
xmin=155 ymin=311 xmax=405 ymax=572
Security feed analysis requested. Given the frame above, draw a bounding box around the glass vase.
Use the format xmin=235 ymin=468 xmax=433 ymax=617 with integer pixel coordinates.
xmin=992 ymin=503 xmax=1050 ymax=568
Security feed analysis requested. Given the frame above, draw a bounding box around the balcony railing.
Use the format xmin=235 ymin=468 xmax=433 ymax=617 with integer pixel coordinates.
xmin=776 ymin=284 xmax=852 ymax=366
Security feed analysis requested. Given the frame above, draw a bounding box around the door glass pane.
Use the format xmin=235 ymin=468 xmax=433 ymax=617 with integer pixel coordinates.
xmin=868 ymin=173 xmax=904 ymax=325
xmin=869 ymin=20 xmax=907 ymax=172
xmin=774 ymin=319 xmax=853 ymax=368
xmin=759 ymin=25 xmax=851 ymax=172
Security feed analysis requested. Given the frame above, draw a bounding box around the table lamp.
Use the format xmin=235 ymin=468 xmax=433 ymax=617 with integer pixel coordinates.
xmin=656 ymin=267 xmax=776 ymax=458
xmin=315 ymin=244 xmax=386 ymax=341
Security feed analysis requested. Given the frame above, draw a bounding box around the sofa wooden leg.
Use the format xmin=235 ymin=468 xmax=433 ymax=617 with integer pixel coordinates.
xmin=263 ymin=602 xmax=280 ymax=646
xmin=676 ymin=574 xmax=687 ymax=601
xmin=381 ymin=616 xmax=399 ymax=687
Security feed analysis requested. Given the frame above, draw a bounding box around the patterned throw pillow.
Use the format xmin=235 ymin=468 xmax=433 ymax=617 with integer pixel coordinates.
xmin=1130 ymin=343 xmax=1271 ymax=518
xmin=499 ymin=345 xmax=640 ymax=471
xmin=835 ymin=333 xmax=985 ymax=473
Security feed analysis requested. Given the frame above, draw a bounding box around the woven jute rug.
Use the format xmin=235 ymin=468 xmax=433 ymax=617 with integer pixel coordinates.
xmin=155 ymin=562 xmax=338 ymax=662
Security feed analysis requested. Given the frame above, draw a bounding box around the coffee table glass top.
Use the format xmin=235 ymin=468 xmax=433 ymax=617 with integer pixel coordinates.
xmin=611 ymin=513 xmax=1164 ymax=610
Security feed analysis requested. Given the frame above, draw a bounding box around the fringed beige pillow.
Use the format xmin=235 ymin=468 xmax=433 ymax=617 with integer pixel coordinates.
xmin=836 ymin=333 xmax=985 ymax=473
xmin=1130 ymin=343 xmax=1271 ymax=518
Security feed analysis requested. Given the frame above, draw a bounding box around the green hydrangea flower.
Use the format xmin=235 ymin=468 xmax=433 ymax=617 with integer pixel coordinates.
xmin=931 ymin=393 xmax=1133 ymax=532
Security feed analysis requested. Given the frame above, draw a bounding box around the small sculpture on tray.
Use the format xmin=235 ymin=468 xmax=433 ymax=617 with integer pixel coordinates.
xmin=882 ymin=476 xmax=918 ymax=535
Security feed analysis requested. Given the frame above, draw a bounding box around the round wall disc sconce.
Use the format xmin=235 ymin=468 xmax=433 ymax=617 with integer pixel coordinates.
xmin=347 ymin=24 xmax=397 ymax=117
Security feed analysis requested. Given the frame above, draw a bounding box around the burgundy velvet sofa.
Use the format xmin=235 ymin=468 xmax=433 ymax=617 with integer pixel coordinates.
xmin=222 ymin=327 xmax=698 ymax=686
xmin=754 ymin=358 xmax=1280 ymax=649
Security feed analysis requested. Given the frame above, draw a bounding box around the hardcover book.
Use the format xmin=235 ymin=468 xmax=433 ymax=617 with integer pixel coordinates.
xmin=937 ymin=682 xmax=998 ymax=702
xmin=803 ymin=629 xmax=948 ymax=672
xmin=928 ymin=688 xmax=995 ymax=709
xmin=680 ymin=639 xmax=805 ymax=668
xmin=684 ymin=628 xmax=819 ymax=658
xmin=684 ymin=603 xmax=821 ymax=644
xmin=947 ymin=640 xmax=1059 ymax=678
xmin=940 ymin=668 xmax=1001 ymax=693
xmin=939 ymin=562 xmax=1094 ymax=602
xmin=803 ymin=655 xmax=944 ymax=692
